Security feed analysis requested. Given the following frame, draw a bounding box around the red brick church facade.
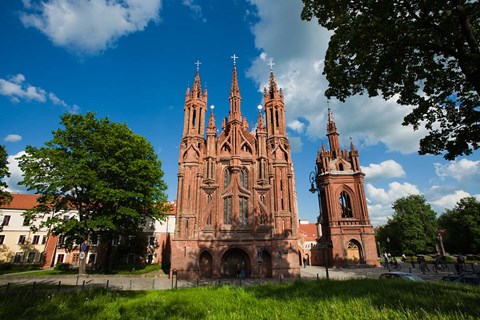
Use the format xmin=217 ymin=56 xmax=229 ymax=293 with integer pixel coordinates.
xmin=171 ymin=61 xmax=300 ymax=279
xmin=313 ymin=110 xmax=378 ymax=267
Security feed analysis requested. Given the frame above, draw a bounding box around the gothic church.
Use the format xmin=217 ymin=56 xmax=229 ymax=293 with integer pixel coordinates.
xmin=171 ymin=60 xmax=300 ymax=279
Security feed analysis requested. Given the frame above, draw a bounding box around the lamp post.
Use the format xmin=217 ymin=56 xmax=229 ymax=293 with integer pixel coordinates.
xmin=386 ymin=237 xmax=390 ymax=255
xmin=309 ymin=170 xmax=330 ymax=279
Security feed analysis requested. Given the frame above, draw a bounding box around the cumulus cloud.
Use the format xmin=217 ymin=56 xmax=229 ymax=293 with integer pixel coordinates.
xmin=365 ymin=182 xmax=420 ymax=225
xmin=0 ymin=73 xmax=79 ymax=113
xmin=362 ymin=160 xmax=406 ymax=183
xmin=3 ymin=151 xmax=28 ymax=194
xmin=434 ymin=159 xmax=480 ymax=186
xmin=20 ymin=0 xmax=162 ymax=55
xmin=430 ymin=190 xmax=473 ymax=213
xmin=287 ymin=119 xmax=305 ymax=134
xmin=246 ymin=0 xmax=427 ymax=154
xmin=4 ymin=134 xmax=23 ymax=143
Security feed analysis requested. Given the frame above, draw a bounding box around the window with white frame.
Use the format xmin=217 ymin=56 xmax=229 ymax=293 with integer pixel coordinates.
xmin=41 ymin=235 xmax=48 ymax=244
xmin=2 ymin=215 xmax=10 ymax=226
xmin=32 ymin=235 xmax=40 ymax=245
xmin=18 ymin=235 xmax=26 ymax=245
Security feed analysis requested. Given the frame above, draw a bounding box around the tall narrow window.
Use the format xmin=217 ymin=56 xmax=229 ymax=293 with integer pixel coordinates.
xmin=339 ymin=191 xmax=353 ymax=218
xmin=240 ymin=169 xmax=248 ymax=188
xmin=223 ymin=197 xmax=232 ymax=224
xmin=239 ymin=197 xmax=248 ymax=225
xmin=224 ymin=169 xmax=231 ymax=188
xmin=2 ymin=215 xmax=10 ymax=226
xmin=192 ymin=109 xmax=197 ymax=127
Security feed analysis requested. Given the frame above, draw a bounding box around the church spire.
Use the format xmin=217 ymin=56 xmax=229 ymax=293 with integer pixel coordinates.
xmin=326 ymin=108 xmax=340 ymax=157
xmin=263 ymin=59 xmax=286 ymax=137
xmin=229 ymin=54 xmax=242 ymax=122
xmin=182 ymin=63 xmax=207 ymax=138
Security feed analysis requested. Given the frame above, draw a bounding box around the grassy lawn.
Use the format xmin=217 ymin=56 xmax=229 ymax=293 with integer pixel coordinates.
xmin=0 ymin=263 xmax=163 ymax=277
xmin=0 ymin=279 xmax=479 ymax=319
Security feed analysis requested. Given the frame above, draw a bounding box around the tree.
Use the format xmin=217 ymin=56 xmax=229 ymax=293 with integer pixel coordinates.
xmin=18 ymin=112 xmax=168 ymax=270
xmin=389 ymin=195 xmax=438 ymax=255
xmin=438 ymin=196 xmax=480 ymax=254
xmin=301 ymin=1 xmax=480 ymax=160
xmin=0 ymin=145 xmax=12 ymax=207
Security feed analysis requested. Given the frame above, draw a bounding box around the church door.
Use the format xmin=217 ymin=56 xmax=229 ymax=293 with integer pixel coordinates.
xmin=199 ymin=251 xmax=213 ymax=278
xmin=221 ymin=248 xmax=250 ymax=278
xmin=346 ymin=240 xmax=362 ymax=263
xmin=261 ymin=250 xmax=272 ymax=278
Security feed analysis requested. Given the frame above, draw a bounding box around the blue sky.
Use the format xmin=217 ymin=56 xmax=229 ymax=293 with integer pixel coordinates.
xmin=1 ymin=0 xmax=479 ymax=226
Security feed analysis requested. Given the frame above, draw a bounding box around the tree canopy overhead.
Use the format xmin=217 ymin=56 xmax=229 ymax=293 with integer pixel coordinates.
xmin=18 ymin=113 xmax=168 ymax=252
xmin=302 ymin=0 xmax=480 ymax=160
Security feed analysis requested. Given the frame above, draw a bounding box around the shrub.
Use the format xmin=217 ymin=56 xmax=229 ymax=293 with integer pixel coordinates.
xmin=54 ymin=263 xmax=71 ymax=271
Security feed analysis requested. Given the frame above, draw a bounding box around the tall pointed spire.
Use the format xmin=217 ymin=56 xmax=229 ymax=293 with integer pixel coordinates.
xmin=229 ymin=54 xmax=242 ymax=121
xmin=326 ymin=108 xmax=340 ymax=155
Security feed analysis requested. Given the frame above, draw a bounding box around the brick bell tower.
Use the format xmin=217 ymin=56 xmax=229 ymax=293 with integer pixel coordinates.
xmin=314 ymin=109 xmax=377 ymax=267
xmin=171 ymin=58 xmax=300 ymax=280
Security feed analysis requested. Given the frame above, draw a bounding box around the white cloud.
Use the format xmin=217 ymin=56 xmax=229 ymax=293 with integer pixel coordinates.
xmin=3 ymin=151 xmax=28 ymax=194
xmin=287 ymin=119 xmax=305 ymax=134
xmin=4 ymin=135 xmax=23 ymax=143
xmin=366 ymin=182 xmax=420 ymax=204
xmin=0 ymin=74 xmax=46 ymax=103
xmin=20 ymin=0 xmax=162 ymax=55
xmin=0 ymin=73 xmax=80 ymax=113
xmin=430 ymin=190 xmax=472 ymax=213
xmin=182 ymin=0 xmax=205 ymax=22
xmin=434 ymin=159 xmax=480 ymax=186
xmin=365 ymin=182 xmax=420 ymax=225
xmin=362 ymin=160 xmax=406 ymax=183
xmin=247 ymin=0 xmax=427 ymax=154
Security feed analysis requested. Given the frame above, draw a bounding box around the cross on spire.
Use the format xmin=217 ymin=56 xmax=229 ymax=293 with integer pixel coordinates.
xmin=268 ymin=58 xmax=275 ymax=71
xmin=195 ymin=60 xmax=202 ymax=72
xmin=231 ymin=54 xmax=238 ymax=65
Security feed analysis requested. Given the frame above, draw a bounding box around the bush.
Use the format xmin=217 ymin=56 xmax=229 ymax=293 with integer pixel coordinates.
xmin=0 ymin=263 xmax=13 ymax=271
xmin=54 ymin=263 xmax=71 ymax=271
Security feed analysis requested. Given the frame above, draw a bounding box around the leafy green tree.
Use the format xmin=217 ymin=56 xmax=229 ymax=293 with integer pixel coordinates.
xmin=18 ymin=112 xmax=168 ymax=270
xmin=438 ymin=196 xmax=480 ymax=254
xmin=301 ymin=1 xmax=480 ymax=160
xmin=0 ymin=145 xmax=12 ymax=207
xmin=389 ymin=195 xmax=438 ymax=255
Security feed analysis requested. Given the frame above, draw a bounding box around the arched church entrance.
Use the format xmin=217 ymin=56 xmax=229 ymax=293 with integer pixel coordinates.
xmin=221 ymin=248 xmax=251 ymax=278
xmin=199 ymin=250 xmax=213 ymax=278
xmin=260 ymin=250 xmax=272 ymax=278
xmin=346 ymin=240 xmax=362 ymax=263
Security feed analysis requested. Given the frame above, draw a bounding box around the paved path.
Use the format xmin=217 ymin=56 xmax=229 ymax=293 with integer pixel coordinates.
xmin=0 ymin=262 xmax=455 ymax=291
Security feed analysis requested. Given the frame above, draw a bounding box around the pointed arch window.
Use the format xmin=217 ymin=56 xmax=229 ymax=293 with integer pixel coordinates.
xmin=239 ymin=196 xmax=248 ymax=225
xmin=240 ymin=169 xmax=248 ymax=189
xmin=224 ymin=168 xmax=231 ymax=188
xmin=339 ymin=191 xmax=353 ymax=218
xmin=223 ymin=197 xmax=232 ymax=225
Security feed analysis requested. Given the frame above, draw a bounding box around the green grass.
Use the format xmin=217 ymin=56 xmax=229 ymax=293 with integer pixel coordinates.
xmin=1 ymin=279 xmax=479 ymax=319
xmin=1 ymin=263 xmax=164 ymax=277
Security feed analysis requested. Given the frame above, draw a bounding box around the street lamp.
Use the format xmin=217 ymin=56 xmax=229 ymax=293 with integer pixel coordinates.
xmin=309 ymin=170 xmax=330 ymax=279
xmin=386 ymin=237 xmax=390 ymax=255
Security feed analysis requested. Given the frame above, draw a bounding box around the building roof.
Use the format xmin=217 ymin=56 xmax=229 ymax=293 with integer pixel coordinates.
xmin=0 ymin=194 xmax=40 ymax=210
xmin=299 ymin=223 xmax=318 ymax=241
